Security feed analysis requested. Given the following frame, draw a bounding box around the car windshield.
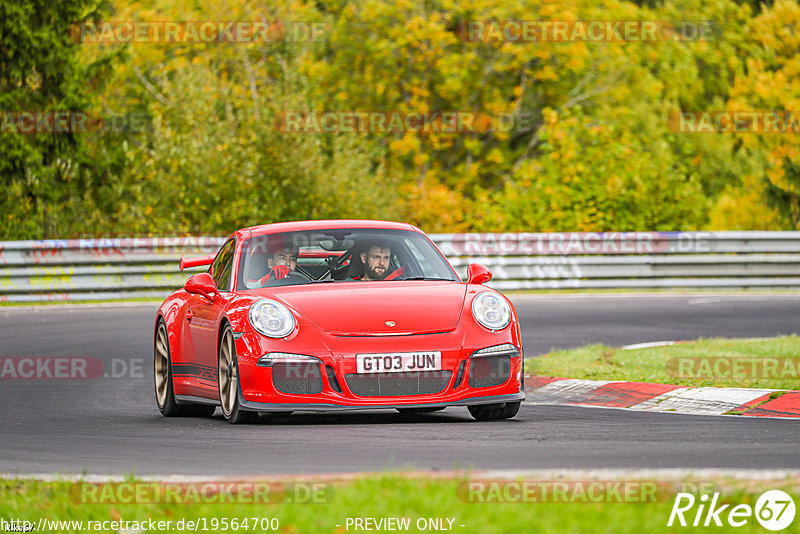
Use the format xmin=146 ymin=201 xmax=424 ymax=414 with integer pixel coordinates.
xmin=236 ymin=228 xmax=459 ymax=290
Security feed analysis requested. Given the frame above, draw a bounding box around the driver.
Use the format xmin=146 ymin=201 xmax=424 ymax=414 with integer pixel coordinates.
xmin=257 ymin=244 xmax=299 ymax=284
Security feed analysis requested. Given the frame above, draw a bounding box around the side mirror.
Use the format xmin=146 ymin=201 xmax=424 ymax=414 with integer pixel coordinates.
xmin=184 ymin=273 xmax=218 ymax=301
xmin=466 ymin=263 xmax=492 ymax=285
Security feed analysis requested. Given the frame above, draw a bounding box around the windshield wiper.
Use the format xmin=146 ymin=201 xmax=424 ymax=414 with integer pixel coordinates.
xmin=309 ymin=278 xmax=337 ymax=283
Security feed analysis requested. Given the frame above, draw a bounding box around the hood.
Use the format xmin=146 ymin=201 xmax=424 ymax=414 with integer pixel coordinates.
xmin=257 ymin=281 xmax=467 ymax=335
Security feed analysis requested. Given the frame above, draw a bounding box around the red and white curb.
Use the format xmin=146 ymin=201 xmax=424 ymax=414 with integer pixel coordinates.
xmin=525 ymin=376 xmax=800 ymax=418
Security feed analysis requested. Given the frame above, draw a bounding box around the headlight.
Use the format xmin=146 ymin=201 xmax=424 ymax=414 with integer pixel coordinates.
xmin=471 ymin=292 xmax=511 ymax=331
xmin=249 ymin=299 xmax=295 ymax=338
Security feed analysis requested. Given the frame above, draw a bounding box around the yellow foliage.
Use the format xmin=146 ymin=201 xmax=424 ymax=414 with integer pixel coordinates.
xmin=708 ymin=179 xmax=784 ymax=230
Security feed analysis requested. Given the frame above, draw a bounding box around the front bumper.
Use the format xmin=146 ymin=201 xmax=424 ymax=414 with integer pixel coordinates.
xmin=238 ymin=392 xmax=525 ymax=412
xmin=234 ymin=320 xmax=525 ymax=411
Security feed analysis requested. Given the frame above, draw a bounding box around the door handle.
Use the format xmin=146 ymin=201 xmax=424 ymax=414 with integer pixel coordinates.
xmin=186 ymin=309 xmax=193 ymax=322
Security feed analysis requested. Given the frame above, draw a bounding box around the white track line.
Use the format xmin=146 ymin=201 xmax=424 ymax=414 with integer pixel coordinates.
xmin=620 ymin=341 xmax=678 ymax=350
xmin=3 ymin=468 xmax=800 ymax=483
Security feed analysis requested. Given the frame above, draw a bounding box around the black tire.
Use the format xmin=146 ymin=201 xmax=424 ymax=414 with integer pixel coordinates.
xmin=396 ymin=407 xmax=445 ymax=414
xmin=501 ymin=401 xmax=521 ymax=419
xmin=467 ymin=402 xmax=506 ymax=421
xmin=218 ymin=324 xmax=258 ymax=424
xmin=154 ymin=319 xmax=215 ymax=417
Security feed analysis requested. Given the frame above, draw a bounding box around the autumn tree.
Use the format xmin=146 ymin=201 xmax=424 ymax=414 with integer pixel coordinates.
xmin=0 ymin=0 xmax=120 ymax=238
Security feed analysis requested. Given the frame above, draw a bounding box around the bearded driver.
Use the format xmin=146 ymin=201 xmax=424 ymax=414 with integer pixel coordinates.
xmin=359 ymin=241 xmax=393 ymax=281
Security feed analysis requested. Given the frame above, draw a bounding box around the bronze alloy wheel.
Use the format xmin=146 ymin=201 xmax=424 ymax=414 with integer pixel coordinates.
xmin=154 ymin=319 xmax=214 ymax=418
xmin=218 ymin=324 xmax=258 ymax=424
xmin=154 ymin=323 xmax=170 ymax=409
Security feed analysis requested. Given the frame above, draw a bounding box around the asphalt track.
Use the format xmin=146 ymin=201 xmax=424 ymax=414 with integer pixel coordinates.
xmin=1 ymin=294 xmax=799 ymax=476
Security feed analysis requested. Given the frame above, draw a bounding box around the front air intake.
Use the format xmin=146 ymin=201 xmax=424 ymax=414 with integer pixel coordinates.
xmin=345 ymin=371 xmax=452 ymax=397
xmin=468 ymin=356 xmax=511 ymax=388
xmin=468 ymin=344 xmax=518 ymax=388
xmin=271 ymin=362 xmax=324 ymax=394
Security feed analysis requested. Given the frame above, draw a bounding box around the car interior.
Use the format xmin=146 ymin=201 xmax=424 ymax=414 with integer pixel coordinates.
xmin=240 ymin=234 xmax=421 ymax=288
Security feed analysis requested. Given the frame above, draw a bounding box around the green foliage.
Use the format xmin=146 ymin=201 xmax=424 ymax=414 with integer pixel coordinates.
xmin=766 ymin=157 xmax=800 ymax=227
xmin=0 ymin=0 xmax=122 ymax=238
xmin=2 ymin=0 xmax=799 ymax=238
xmin=711 ymin=0 xmax=800 ymax=229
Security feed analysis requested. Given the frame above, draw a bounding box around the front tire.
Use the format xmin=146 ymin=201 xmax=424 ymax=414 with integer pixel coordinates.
xmin=501 ymin=401 xmax=521 ymax=419
xmin=396 ymin=407 xmax=445 ymax=414
xmin=468 ymin=401 xmax=520 ymax=421
xmin=218 ymin=324 xmax=258 ymax=424
xmin=154 ymin=320 xmax=215 ymax=417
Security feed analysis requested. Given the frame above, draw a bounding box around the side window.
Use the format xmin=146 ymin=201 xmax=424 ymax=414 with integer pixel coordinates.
xmin=211 ymin=239 xmax=236 ymax=292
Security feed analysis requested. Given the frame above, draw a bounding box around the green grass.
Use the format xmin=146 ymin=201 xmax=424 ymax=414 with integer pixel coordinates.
xmin=1 ymin=474 xmax=795 ymax=534
xmin=528 ymin=336 xmax=800 ymax=390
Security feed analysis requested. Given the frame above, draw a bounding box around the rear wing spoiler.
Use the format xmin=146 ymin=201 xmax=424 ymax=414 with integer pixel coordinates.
xmin=179 ymin=254 xmax=215 ymax=272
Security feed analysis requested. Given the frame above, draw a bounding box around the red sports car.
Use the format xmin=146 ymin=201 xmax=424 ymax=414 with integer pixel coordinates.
xmin=154 ymin=220 xmax=525 ymax=423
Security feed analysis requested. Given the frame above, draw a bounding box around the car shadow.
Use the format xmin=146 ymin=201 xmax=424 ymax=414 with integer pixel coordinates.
xmin=212 ymin=408 xmax=486 ymax=426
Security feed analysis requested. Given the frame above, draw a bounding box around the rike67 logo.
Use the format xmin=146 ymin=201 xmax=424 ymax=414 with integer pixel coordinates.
xmin=668 ymin=490 xmax=795 ymax=531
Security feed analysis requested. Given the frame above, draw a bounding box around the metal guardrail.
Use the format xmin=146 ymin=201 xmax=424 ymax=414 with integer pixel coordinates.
xmin=1 ymin=232 xmax=799 ymax=302
xmin=0 ymin=237 xmax=226 ymax=303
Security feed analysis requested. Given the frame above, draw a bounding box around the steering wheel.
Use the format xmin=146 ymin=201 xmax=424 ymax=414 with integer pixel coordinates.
xmin=252 ymin=268 xmax=313 ymax=288
xmin=286 ymin=269 xmax=312 ymax=281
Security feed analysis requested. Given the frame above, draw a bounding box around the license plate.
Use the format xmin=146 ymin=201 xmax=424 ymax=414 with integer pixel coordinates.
xmin=356 ymin=352 xmax=442 ymax=374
